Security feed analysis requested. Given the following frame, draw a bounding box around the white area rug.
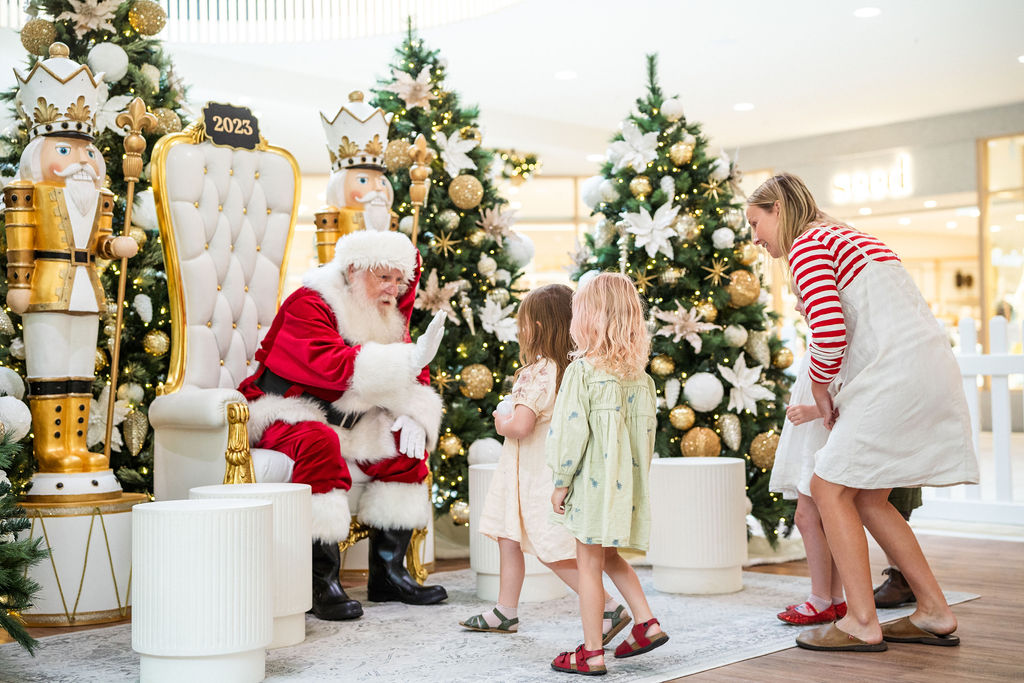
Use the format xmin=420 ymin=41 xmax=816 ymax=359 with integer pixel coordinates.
xmin=0 ymin=569 xmax=977 ymax=683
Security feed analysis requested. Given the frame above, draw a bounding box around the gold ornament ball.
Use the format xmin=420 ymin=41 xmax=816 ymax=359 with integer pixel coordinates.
xmin=629 ymin=175 xmax=652 ymax=199
xmin=681 ymin=426 xmax=721 ymax=458
xmin=736 ymin=242 xmax=759 ymax=266
xmin=153 ymin=108 xmax=182 ymax=135
xmin=772 ymin=347 xmax=794 ymax=370
xmin=696 ymin=300 xmax=718 ymax=323
xmin=130 ymin=227 xmax=148 ymax=249
xmin=668 ymin=404 xmax=696 ymax=431
xmin=751 ymin=431 xmax=780 ymax=469
xmin=95 ymin=349 xmax=109 ymax=372
xmin=129 ymin=0 xmax=168 ymax=35
xmin=728 ymin=270 xmax=760 ymax=307
xmin=459 ymin=363 xmax=494 ymax=399
xmin=467 ymin=230 xmax=486 ymax=246
xmin=669 ymin=141 xmax=694 ymax=166
xmin=439 ymin=433 xmax=463 ymax=457
xmin=384 ymin=139 xmax=413 ymax=171
xmin=20 ymin=19 xmax=57 ymax=56
xmin=449 ymin=175 xmax=484 ymax=210
xmin=449 ymin=500 xmax=470 ymax=525
xmin=143 ymin=330 xmax=170 ymax=357
xmin=650 ymin=354 xmax=675 ymax=377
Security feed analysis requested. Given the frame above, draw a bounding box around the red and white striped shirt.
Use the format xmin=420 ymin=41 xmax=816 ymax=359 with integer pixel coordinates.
xmin=789 ymin=224 xmax=900 ymax=384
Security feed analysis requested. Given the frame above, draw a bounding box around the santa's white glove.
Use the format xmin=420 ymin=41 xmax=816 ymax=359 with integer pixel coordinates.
xmin=410 ymin=310 xmax=446 ymax=371
xmin=391 ymin=415 xmax=427 ymax=459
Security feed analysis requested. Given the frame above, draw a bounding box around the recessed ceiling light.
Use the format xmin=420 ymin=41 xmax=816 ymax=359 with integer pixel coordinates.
xmin=554 ymin=70 xmax=577 ymax=80
xmin=733 ymin=102 xmax=754 ymax=112
xmin=991 ymin=225 xmax=1002 ymax=232
xmin=946 ymin=221 xmax=958 ymax=229
xmin=898 ymin=217 xmax=911 ymax=225
xmin=858 ymin=207 xmax=872 ymax=215
xmin=853 ymin=7 xmax=881 ymax=18
xmin=585 ymin=153 xmax=605 ymax=163
xmin=923 ymin=200 xmax=938 ymax=208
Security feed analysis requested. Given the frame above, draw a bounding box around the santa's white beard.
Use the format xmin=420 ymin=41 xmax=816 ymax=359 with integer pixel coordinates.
xmin=336 ymin=275 xmax=406 ymax=344
xmin=64 ymin=175 xmax=99 ymax=216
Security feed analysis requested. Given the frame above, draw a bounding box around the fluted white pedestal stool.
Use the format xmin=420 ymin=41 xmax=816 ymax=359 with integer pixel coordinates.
xmin=647 ymin=458 xmax=747 ymax=594
xmin=468 ymin=464 xmax=568 ymax=602
xmin=190 ymin=483 xmax=312 ymax=648
xmin=132 ymin=499 xmax=272 ymax=683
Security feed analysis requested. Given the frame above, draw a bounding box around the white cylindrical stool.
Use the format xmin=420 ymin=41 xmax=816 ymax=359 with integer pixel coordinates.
xmin=132 ymin=499 xmax=272 ymax=683
xmin=190 ymin=483 xmax=312 ymax=649
xmin=468 ymin=464 xmax=568 ymax=602
xmin=647 ymin=458 xmax=747 ymax=594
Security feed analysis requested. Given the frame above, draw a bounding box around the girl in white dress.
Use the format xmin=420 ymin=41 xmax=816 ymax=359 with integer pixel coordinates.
xmin=461 ymin=284 xmax=630 ymax=645
xmin=748 ymin=173 xmax=979 ymax=653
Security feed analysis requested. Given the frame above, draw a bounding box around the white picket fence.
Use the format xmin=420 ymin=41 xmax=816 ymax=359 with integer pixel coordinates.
xmin=918 ymin=316 xmax=1024 ymax=525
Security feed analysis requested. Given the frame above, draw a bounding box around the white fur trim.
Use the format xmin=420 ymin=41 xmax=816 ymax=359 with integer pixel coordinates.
xmin=357 ymin=480 xmax=430 ymax=530
xmin=301 ymin=263 xmax=406 ymax=344
xmin=246 ymin=394 xmax=326 ymax=445
xmin=332 ymin=230 xmax=417 ymax=282
xmin=333 ymin=410 xmax=396 ymax=464
xmin=345 ymin=341 xmax=418 ymax=408
xmin=310 ymin=488 xmax=353 ymax=543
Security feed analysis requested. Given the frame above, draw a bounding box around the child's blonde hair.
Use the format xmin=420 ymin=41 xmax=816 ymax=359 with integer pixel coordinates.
xmin=516 ymin=283 xmax=575 ymax=390
xmin=570 ymin=272 xmax=650 ymax=379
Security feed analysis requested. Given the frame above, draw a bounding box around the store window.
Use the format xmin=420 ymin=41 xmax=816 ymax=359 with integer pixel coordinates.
xmin=980 ymin=133 xmax=1024 ymax=352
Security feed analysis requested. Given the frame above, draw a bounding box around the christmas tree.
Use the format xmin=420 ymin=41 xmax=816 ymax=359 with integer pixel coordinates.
xmin=0 ymin=434 xmax=46 ymax=653
xmin=372 ymin=23 xmax=533 ymax=514
xmin=575 ymin=55 xmax=794 ymax=540
xmin=0 ymin=0 xmax=188 ymax=495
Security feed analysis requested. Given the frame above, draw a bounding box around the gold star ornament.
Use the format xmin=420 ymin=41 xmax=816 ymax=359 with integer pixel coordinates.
xmin=701 ymin=258 xmax=729 ymax=287
xmin=430 ymin=230 xmax=461 ymax=258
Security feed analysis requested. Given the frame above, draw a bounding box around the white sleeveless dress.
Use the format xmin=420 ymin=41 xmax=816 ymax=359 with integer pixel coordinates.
xmin=769 ymin=352 xmax=832 ymax=499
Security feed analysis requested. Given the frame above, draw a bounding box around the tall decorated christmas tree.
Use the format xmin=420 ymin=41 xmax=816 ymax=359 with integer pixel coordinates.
xmin=575 ymin=55 xmax=794 ymax=539
xmin=372 ymin=24 xmax=534 ymax=515
xmin=0 ymin=0 xmax=188 ymax=495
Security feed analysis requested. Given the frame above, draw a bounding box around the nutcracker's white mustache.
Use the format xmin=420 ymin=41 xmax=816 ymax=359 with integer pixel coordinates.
xmin=356 ymin=190 xmax=389 ymax=206
xmin=55 ymin=162 xmax=99 ymax=182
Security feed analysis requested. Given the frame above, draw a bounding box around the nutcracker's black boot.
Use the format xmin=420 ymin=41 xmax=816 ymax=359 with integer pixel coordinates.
xmin=366 ymin=527 xmax=448 ymax=605
xmin=309 ymin=540 xmax=363 ymax=620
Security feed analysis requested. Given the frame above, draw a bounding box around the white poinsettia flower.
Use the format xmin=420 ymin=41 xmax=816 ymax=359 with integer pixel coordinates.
xmin=94 ymin=82 xmax=132 ymax=137
xmin=478 ymin=299 xmax=517 ymax=343
xmin=607 ymin=120 xmax=659 ymax=173
xmin=623 ymin=201 xmax=680 ymax=258
xmin=88 ymin=385 xmax=129 ymax=452
xmin=717 ymin=353 xmax=776 ymax=414
xmin=385 ymin=65 xmax=437 ymax=111
xmin=650 ymin=302 xmax=720 ymax=353
xmin=435 ymin=129 xmax=479 ymax=178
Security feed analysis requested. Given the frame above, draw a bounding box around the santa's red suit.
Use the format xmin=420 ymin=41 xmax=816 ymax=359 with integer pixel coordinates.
xmin=238 ymin=230 xmax=442 ymax=543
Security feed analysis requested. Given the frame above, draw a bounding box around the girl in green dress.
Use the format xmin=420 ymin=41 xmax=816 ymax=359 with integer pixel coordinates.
xmin=548 ymin=273 xmax=669 ymax=676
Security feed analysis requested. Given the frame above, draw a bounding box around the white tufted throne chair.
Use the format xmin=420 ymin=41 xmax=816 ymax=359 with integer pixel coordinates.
xmin=149 ymin=124 xmax=300 ymax=502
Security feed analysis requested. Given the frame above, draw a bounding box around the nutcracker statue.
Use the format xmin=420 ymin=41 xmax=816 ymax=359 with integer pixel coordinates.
xmin=314 ymin=91 xmax=398 ymax=264
xmin=3 ymin=42 xmax=138 ymax=502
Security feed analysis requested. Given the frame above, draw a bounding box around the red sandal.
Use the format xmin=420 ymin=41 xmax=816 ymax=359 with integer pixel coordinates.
xmin=613 ymin=617 xmax=669 ymax=658
xmin=551 ymin=644 xmax=607 ymax=676
xmin=777 ymin=602 xmax=837 ymax=625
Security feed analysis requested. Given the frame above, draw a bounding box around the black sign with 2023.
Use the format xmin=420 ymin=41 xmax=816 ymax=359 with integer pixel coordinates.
xmin=202 ymin=102 xmax=261 ymax=150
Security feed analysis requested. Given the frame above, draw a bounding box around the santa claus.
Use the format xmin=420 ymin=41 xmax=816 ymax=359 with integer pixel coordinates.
xmin=238 ymin=229 xmax=447 ymax=620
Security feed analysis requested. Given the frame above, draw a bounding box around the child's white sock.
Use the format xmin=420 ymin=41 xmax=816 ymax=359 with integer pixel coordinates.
xmin=795 ymin=594 xmax=831 ymax=616
xmin=832 ymin=595 xmax=846 ymax=605
xmin=604 ymin=597 xmax=620 ymax=613
xmin=482 ymin=604 xmax=517 ymax=627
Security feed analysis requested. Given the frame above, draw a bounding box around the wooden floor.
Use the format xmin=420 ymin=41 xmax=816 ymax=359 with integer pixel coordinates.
xmin=4 ymin=534 xmax=1021 ymax=681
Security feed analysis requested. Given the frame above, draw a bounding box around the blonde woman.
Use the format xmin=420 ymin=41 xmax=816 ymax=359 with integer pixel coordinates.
xmin=547 ymin=273 xmax=668 ymax=675
xmin=747 ymin=173 xmax=978 ymax=652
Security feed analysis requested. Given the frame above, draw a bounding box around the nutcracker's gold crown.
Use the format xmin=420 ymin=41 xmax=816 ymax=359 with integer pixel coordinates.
xmin=14 ymin=42 xmax=103 ymax=141
xmin=320 ymin=91 xmax=393 ymax=172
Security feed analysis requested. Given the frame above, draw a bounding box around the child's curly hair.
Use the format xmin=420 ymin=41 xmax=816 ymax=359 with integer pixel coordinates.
xmin=570 ymin=272 xmax=650 ymax=379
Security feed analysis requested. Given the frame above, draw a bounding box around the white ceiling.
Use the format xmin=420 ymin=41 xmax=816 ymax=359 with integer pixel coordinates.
xmin=2 ymin=0 xmax=1023 ymax=176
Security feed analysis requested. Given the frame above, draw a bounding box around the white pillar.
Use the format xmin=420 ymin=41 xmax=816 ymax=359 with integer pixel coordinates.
xmin=189 ymin=483 xmax=311 ymax=649
xmin=647 ymin=458 xmax=747 ymax=594
xmin=132 ymin=499 xmax=272 ymax=683
xmin=468 ymin=464 xmax=567 ymax=603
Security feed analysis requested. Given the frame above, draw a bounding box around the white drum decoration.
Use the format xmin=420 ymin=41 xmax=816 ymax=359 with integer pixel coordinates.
xmin=189 ymin=483 xmax=311 ymax=649
xmin=132 ymin=499 xmax=272 ymax=683
xmin=647 ymin=458 xmax=747 ymax=594
xmin=468 ymin=463 xmax=567 ymax=603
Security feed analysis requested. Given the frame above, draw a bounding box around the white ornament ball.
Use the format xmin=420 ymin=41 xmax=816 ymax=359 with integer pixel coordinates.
xmin=398 ymin=215 xmax=414 ymax=235
xmin=116 ymin=382 xmax=145 ymax=404
xmin=710 ymin=153 xmax=731 ymax=182
xmin=477 ymin=255 xmax=497 ymax=277
xmin=87 ymin=43 xmax=130 ymax=83
xmin=659 ymin=175 xmax=675 ymax=197
xmin=467 ymin=437 xmax=502 ymax=465
xmin=661 ymin=97 xmax=685 ymax=122
xmin=139 ymin=63 xmax=161 ymax=91
xmin=581 ymin=175 xmax=604 ymax=209
xmin=9 ymin=338 xmax=25 ymax=360
xmin=712 ymin=227 xmax=736 ymax=250
xmin=0 ymin=367 xmax=25 ymax=399
xmin=504 ymin=230 xmax=534 ymax=268
xmin=494 ymin=268 xmax=511 ymax=285
xmin=437 ymin=209 xmax=459 ymax=230
xmin=724 ymin=324 xmax=748 ymax=348
xmin=598 ymin=179 xmax=619 ymax=203
xmin=0 ymin=396 xmax=32 ymax=441
xmin=683 ymin=372 xmax=725 ymax=412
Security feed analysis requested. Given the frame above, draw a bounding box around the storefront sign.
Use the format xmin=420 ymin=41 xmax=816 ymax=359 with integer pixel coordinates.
xmin=831 ymin=154 xmax=912 ymax=204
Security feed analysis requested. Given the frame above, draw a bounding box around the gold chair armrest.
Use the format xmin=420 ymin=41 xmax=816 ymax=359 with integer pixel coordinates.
xmin=223 ymin=402 xmax=256 ymax=485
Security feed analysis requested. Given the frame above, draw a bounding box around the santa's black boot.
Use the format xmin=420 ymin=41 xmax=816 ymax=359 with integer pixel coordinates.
xmin=366 ymin=527 xmax=448 ymax=605
xmin=310 ymin=540 xmax=363 ymax=620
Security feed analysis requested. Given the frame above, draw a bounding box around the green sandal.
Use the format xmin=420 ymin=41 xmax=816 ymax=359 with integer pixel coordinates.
xmin=602 ymin=604 xmax=632 ymax=646
xmin=460 ymin=607 xmax=519 ymax=633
